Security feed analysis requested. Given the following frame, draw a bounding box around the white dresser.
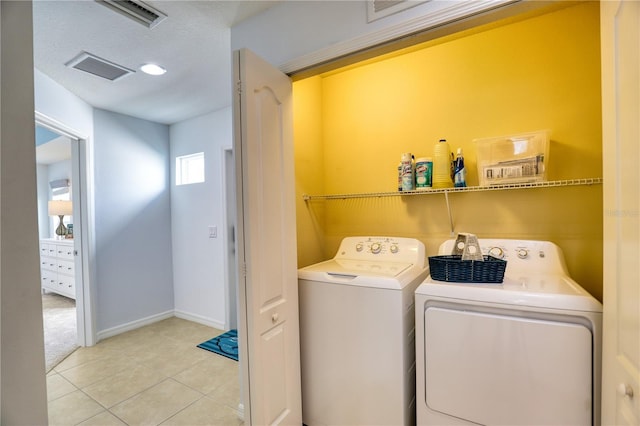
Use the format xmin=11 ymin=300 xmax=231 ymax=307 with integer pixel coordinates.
xmin=40 ymin=239 xmax=76 ymax=300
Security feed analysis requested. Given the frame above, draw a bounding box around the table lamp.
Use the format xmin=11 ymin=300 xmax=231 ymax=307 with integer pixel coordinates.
xmin=48 ymin=200 xmax=73 ymax=238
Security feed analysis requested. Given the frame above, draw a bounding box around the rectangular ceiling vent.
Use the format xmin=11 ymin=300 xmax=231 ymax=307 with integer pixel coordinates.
xmin=65 ymin=51 xmax=135 ymax=82
xmin=95 ymin=0 xmax=167 ymax=29
xmin=367 ymin=0 xmax=429 ymax=22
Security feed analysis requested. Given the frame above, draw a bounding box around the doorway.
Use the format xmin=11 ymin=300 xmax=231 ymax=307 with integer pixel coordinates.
xmin=35 ymin=112 xmax=95 ymax=351
xmin=36 ymin=127 xmax=79 ymax=371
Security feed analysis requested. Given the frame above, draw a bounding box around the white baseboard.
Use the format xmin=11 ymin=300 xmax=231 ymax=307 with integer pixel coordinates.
xmin=174 ymin=309 xmax=226 ymax=330
xmin=96 ymin=310 xmax=174 ymax=341
xmin=96 ymin=309 xmax=226 ymax=342
xmin=237 ymin=403 xmax=245 ymax=422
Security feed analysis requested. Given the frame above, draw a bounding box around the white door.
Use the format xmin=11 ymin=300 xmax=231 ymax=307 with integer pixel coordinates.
xmin=601 ymin=1 xmax=640 ymax=424
xmin=232 ymin=48 xmax=302 ymax=425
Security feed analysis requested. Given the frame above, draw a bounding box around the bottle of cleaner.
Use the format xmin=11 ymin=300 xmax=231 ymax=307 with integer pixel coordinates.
xmin=400 ymin=152 xmax=415 ymax=191
xmin=432 ymin=139 xmax=453 ymax=189
xmin=454 ymin=148 xmax=467 ymax=187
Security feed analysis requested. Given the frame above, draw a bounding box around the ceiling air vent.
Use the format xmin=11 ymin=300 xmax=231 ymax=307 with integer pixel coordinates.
xmin=65 ymin=52 xmax=135 ymax=82
xmin=367 ymin=0 xmax=428 ymax=22
xmin=95 ymin=0 xmax=167 ymax=29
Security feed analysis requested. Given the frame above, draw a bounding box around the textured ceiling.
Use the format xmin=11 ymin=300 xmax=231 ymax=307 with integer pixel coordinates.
xmin=32 ymin=0 xmax=279 ymax=125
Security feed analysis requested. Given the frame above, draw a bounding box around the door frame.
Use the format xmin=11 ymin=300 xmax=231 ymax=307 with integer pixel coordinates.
xmin=35 ymin=111 xmax=96 ymax=346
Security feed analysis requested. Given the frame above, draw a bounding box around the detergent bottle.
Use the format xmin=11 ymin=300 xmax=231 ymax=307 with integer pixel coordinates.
xmin=432 ymin=139 xmax=453 ymax=189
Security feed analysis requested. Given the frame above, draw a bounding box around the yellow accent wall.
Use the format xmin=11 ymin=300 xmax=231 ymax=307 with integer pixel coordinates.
xmin=293 ymin=76 xmax=326 ymax=268
xmin=293 ymin=1 xmax=603 ymax=300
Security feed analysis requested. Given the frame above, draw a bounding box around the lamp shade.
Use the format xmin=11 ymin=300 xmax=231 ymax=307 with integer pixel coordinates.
xmin=48 ymin=200 xmax=72 ymax=216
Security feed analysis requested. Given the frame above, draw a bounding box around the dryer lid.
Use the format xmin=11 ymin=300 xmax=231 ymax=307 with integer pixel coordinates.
xmin=418 ymin=274 xmax=602 ymax=312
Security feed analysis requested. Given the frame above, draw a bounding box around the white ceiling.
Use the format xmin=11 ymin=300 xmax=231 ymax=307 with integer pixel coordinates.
xmin=32 ymin=0 xmax=279 ymax=125
xmin=36 ymin=135 xmax=72 ymax=165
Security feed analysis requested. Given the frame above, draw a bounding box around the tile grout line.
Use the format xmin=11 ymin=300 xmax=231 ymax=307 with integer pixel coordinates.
xmin=156 ymin=394 xmax=209 ymax=426
xmin=47 ymin=317 xmax=241 ymax=425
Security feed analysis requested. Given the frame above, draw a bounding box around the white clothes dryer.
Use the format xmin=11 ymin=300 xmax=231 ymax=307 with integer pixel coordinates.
xmin=415 ymin=239 xmax=602 ymax=426
xmin=298 ymin=236 xmax=429 ymax=426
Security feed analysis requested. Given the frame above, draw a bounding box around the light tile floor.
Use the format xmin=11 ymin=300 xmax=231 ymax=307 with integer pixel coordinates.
xmin=47 ymin=317 xmax=243 ymax=426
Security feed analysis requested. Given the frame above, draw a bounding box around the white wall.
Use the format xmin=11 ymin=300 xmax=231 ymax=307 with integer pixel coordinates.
xmin=48 ymin=159 xmax=72 ymax=182
xmin=230 ymin=0 xmax=512 ymax=71
xmin=170 ymin=107 xmax=231 ymax=329
xmin=35 ymin=66 xmax=179 ymax=338
xmin=231 ymin=1 xmax=366 ymax=65
xmin=93 ymin=109 xmax=174 ymax=333
xmin=34 ymin=69 xmax=93 ymax=138
xmin=0 ymin=1 xmax=48 ymax=423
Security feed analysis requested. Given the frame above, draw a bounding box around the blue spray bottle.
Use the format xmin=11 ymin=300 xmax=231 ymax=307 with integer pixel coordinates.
xmin=454 ymin=148 xmax=467 ymax=187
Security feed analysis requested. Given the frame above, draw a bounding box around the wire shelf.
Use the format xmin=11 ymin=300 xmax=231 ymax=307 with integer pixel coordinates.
xmin=302 ymin=178 xmax=603 ymax=201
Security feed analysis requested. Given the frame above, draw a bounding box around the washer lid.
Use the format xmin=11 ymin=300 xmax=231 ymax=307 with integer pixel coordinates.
xmin=417 ymin=274 xmax=602 ymax=312
xmin=300 ymin=258 xmax=413 ymax=277
xmin=298 ymin=259 xmax=419 ymax=289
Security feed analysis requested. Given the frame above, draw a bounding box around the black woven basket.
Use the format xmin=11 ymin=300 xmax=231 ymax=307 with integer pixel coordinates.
xmin=428 ymin=255 xmax=507 ymax=283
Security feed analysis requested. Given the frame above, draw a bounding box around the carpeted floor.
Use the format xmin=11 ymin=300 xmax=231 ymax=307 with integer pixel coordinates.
xmin=42 ymin=292 xmax=78 ymax=372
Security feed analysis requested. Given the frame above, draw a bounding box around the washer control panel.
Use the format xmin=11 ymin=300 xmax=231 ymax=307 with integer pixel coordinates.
xmin=336 ymin=236 xmax=425 ymax=265
xmin=439 ymin=238 xmax=569 ymax=274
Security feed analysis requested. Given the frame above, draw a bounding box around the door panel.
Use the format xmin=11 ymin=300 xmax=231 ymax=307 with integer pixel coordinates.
xmin=233 ymin=48 xmax=302 ymax=425
xmin=601 ymin=1 xmax=640 ymax=424
xmin=262 ymin=325 xmax=288 ymax=422
xmin=248 ymin=87 xmax=288 ymax=320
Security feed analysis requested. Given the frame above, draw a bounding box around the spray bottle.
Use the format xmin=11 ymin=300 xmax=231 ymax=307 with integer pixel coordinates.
xmin=400 ymin=152 xmax=415 ymax=191
xmin=453 ymin=148 xmax=467 ymax=187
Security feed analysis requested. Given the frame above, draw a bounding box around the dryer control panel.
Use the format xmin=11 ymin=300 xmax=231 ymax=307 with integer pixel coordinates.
xmin=335 ymin=236 xmax=426 ymax=266
xmin=439 ymin=238 xmax=569 ymax=275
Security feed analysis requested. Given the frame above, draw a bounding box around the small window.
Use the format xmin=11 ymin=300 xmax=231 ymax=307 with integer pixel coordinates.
xmin=176 ymin=152 xmax=205 ymax=185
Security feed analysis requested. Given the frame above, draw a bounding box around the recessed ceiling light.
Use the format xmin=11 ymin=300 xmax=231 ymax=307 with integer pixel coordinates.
xmin=140 ymin=63 xmax=166 ymax=76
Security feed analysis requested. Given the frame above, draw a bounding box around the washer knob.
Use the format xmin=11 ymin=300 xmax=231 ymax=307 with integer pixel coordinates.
xmin=370 ymin=242 xmax=382 ymax=254
xmin=517 ymin=249 xmax=529 ymax=259
xmin=390 ymin=244 xmax=399 ymax=254
xmin=356 ymin=243 xmax=364 ymax=252
xmin=488 ymin=247 xmax=504 ymax=259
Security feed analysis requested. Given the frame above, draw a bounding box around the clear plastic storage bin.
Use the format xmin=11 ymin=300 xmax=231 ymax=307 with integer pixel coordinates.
xmin=474 ymin=130 xmax=550 ymax=186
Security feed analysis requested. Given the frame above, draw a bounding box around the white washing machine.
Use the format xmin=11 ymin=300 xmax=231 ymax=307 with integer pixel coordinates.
xmin=415 ymin=239 xmax=602 ymax=426
xmin=298 ymin=236 xmax=429 ymax=426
